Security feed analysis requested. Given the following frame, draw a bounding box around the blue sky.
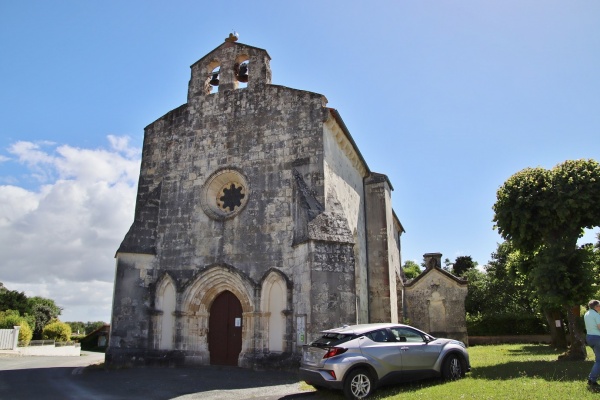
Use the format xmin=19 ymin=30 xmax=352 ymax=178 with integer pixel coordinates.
xmin=1 ymin=1 xmax=599 ymax=322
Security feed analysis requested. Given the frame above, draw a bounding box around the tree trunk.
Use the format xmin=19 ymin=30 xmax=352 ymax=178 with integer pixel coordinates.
xmin=558 ymin=305 xmax=586 ymax=361
xmin=543 ymin=308 xmax=567 ymax=349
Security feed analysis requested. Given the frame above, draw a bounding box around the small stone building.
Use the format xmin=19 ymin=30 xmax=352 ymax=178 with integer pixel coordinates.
xmin=404 ymin=253 xmax=469 ymax=344
xmin=107 ymin=36 xmax=465 ymax=369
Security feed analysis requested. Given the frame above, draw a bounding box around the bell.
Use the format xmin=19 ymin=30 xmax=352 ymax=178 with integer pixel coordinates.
xmin=237 ymin=63 xmax=248 ymax=83
xmin=209 ymin=72 xmax=219 ymax=86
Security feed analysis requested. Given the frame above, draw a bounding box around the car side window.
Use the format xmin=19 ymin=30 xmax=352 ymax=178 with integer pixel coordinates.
xmin=389 ymin=327 xmax=425 ymax=343
xmin=366 ymin=329 xmax=392 ymax=343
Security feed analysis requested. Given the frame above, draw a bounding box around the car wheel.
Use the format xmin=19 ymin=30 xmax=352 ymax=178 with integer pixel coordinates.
xmin=441 ymin=353 xmax=465 ymax=380
xmin=343 ymin=368 xmax=374 ymax=399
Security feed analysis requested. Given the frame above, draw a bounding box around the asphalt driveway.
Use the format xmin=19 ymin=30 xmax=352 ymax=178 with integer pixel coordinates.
xmin=0 ymin=352 xmax=341 ymax=400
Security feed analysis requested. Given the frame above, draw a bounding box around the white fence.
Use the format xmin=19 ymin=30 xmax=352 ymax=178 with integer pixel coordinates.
xmin=0 ymin=327 xmax=81 ymax=356
xmin=18 ymin=342 xmax=81 ymax=356
xmin=0 ymin=327 xmax=21 ymax=350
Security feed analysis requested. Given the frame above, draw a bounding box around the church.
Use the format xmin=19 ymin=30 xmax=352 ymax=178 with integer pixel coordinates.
xmin=107 ymin=35 xmax=415 ymax=369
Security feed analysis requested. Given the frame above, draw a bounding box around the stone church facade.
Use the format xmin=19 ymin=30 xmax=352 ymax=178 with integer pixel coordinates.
xmin=107 ymin=37 xmax=462 ymax=369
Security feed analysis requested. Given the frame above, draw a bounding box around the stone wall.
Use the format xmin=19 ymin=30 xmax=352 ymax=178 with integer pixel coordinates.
xmin=364 ymin=174 xmax=401 ymax=323
xmin=403 ymin=253 xmax=468 ymax=343
xmin=322 ymin=117 xmax=368 ymax=322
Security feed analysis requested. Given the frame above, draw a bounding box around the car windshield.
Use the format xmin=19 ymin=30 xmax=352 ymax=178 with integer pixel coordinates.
xmin=311 ymin=333 xmax=357 ymax=347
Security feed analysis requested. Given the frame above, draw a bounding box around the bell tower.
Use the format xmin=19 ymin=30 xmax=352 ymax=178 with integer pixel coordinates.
xmin=187 ymin=34 xmax=272 ymax=101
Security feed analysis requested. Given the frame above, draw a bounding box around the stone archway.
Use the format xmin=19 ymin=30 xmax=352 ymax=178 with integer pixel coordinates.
xmin=180 ymin=265 xmax=255 ymax=366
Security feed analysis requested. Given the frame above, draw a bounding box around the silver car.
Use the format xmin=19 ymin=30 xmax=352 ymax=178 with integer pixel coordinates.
xmin=299 ymin=323 xmax=470 ymax=399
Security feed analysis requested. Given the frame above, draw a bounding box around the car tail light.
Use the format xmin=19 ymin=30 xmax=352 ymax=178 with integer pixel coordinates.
xmin=326 ymin=370 xmax=337 ymax=379
xmin=323 ymin=347 xmax=347 ymax=359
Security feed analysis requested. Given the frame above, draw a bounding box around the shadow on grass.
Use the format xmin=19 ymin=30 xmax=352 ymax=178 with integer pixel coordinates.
xmin=505 ymin=345 xmax=567 ymax=356
xmin=468 ymin=344 xmax=593 ymax=382
xmin=471 ymin=359 xmax=591 ymax=382
xmin=365 ymin=346 xmax=594 ymax=398
xmin=370 ymin=360 xmax=593 ymax=399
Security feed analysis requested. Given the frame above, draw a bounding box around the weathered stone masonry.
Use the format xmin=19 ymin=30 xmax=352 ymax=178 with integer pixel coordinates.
xmin=108 ymin=37 xmax=411 ymax=369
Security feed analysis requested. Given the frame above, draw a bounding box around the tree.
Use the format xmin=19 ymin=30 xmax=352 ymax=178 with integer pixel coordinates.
xmin=492 ymin=241 xmax=565 ymax=346
xmin=493 ymin=159 xmax=600 ymax=360
xmin=0 ymin=289 xmax=29 ymax=316
xmin=67 ymin=321 xmax=86 ymax=335
xmin=28 ymin=297 xmax=62 ymax=340
xmin=85 ymin=321 xmax=107 ymax=335
xmin=463 ymin=242 xmax=548 ymax=336
xmin=451 ymin=256 xmax=477 ymax=277
xmin=402 ymin=260 xmax=422 ymax=279
xmin=469 ymin=242 xmax=534 ymax=316
xmin=27 ymin=297 xmax=62 ymax=317
xmin=463 ymin=267 xmax=487 ymax=316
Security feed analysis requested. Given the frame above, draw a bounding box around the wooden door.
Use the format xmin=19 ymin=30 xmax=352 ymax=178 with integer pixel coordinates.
xmin=208 ymin=290 xmax=243 ymax=365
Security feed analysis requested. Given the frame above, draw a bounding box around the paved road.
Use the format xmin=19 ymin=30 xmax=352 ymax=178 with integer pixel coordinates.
xmin=0 ymin=351 xmax=105 ymax=370
xmin=0 ymin=352 xmax=343 ymax=400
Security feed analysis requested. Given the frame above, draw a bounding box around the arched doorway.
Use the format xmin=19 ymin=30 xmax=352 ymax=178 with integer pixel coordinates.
xmin=208 ymin=290 xmax=243 ymax=365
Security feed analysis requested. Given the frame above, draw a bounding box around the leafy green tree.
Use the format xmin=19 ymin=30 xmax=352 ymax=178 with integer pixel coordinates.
xmin=42 ymin=321 xmax=72 ymax=342
xmin=443 ymin=258 xmax=452 ymax=271
xmin=493 ymin=159 xmax=600 ymax=360
xmin=67 ymin=321 xmax=86 ymax=335
xmin=85 ymin=321 xmax=107 ymax=335
xmin=0 ymin=289 xmax=29 ymax=316
xmin=402 ymin=260 xmax=422 ymax=279
xmin=463 ymin=267 xmax=487 ymax=315
xmin=27 ymin=297 xmax=62 ymax=317
xmin=451 ymin=256 xmax=477 ymax=277
xmin=465 ymin=242 xmax=549 ymax=336
xmin=28 ymin=297 xmax=62 ymax=339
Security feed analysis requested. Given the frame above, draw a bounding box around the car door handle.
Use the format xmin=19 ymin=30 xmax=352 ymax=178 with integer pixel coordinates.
xmin=400 ymin=346 xmax=409 ymax=351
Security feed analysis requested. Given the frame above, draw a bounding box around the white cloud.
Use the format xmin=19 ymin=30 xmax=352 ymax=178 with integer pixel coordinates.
xmin=0 ymin=185 xmax=40 ymax=226
xmin=8 ymin=141 xmax=58 ymax=182
xmin=0 ymin=137 xmax=140 ymax=322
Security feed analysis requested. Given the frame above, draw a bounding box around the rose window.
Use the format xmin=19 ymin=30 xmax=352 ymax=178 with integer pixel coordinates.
xmin=201 ymin=169 xmax=249 ymax=220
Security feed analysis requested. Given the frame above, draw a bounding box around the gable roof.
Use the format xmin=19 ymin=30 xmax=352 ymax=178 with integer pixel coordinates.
xmin=404 ymin=265 xmax=468 ymax=287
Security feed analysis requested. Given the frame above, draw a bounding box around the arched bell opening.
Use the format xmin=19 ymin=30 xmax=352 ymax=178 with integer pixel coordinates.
xmin=234 ymin=55 xmax=249 ymax=89
xmin=205 ymin=61 xmax=221 ymax=94
xmin=209 ymin=66 xmax=220 ymax=93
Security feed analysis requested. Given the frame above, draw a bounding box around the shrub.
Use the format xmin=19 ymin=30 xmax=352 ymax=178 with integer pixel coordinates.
xmin=17 ymin=321 xmax=33 ymax=345
xmin=0 ymin=313 xmax=33 ymax=345
xmin=42 ymin=321 xmax=72 ymax=342
xmin=0 ymin=312 xmax=32 ymax=343
xmin=467 ymin=313 xmax=548 ymax=336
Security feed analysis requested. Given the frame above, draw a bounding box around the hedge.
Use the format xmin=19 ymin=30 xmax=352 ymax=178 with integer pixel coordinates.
xmin=467 ymin=313 xmax=548 ymax=336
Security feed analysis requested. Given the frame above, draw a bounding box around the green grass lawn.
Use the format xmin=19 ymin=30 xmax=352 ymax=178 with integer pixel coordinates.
xmin=306 ymin=344 xmax=600 ymax=399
